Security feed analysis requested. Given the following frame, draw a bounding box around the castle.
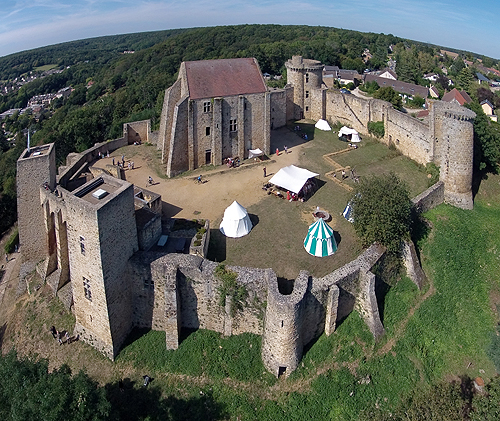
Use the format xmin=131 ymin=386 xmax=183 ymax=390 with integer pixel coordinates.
xmin=16 ymin=56 xmax=474 ymax=377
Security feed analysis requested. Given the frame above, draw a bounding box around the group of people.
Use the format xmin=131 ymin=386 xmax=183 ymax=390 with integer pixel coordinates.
xmin=50 ymin=325 xmax=75 ymax=345
xmin=225 ymin=157 xmax=240 ymax=168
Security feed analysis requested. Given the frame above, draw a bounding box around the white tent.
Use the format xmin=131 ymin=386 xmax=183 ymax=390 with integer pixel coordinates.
xmin=268 ymin=165 xmax=319 ymax=194
xmin=315 ymin=119 xmax=331 ymax=131
xmin=248 ymin=148 xmax=264 ymax=159
xmin=338 ymin=126 xmax=361 ymax=142
xmin=342 ymin=203 xmax=354 ymax=223
xmin=304 ymin=218 xmax=337 ymax=257
xmin=219 ymin=201 xmax=253 ymax=238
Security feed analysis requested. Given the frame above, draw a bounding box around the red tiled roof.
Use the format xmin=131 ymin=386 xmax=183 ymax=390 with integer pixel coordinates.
xmin=442 ymin=88 xmax=471 ymax=106
xmin=185 ymin=58 xmax=267 ymax=100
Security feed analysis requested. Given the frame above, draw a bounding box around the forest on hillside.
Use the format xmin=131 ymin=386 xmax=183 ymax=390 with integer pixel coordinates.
xmin=0 ymin=24 xmax=499 ymax=235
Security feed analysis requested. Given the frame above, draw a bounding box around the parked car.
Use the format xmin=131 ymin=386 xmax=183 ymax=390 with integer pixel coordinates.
xmin=340 ymin=88 xmax=351 ymax=94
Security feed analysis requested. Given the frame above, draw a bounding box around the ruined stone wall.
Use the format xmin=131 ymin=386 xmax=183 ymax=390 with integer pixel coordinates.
xmin=270 ymin=89 xmax=287 ymax=130
xmin=158 ymin=79 xmax=182 ymax=159
xmin=17 ymin=144 xmax=56 ymax=262
xmin=124 ymin=120 xmax=150 ymax=144
xmin=384 ymin=107 xmax=432 ymax=165
xmin=412 ymin=181 xmax=445 ymax=213
xmin=310 ymin=88 xmax=326 ymax=122
xmin=57 ymin=137 xmax=127 ymax=189
xmin=136 ymin=210 xmax=161 ymax=251
xmin=325 ymin=91 xmax=370 ymax=133
xmin=166 ymin=96 xmax=189 ymax=177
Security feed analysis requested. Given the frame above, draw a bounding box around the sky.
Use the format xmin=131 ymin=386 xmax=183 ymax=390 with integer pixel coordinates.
xmin=0 ymin=0 xmax=499 ymax=60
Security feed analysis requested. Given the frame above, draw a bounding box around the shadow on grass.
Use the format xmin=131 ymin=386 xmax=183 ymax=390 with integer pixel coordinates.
xmin=249 ymin=213 xmax=259 ymax=228
xmin=106 ymin=378 xmax=226 ymax=421
xmin=120 ymin=327 xmax=151 ymax=350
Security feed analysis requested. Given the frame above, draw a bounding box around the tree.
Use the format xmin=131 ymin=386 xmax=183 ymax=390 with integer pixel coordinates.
xmin=456 ymin=67 xmax=475 ymax=92
xmin=466 ymin=102 xmax=500 ymax=173
xmin=373 ymin=86 xmax=403 ymax=110
xmin=0 ymin=350 xmax=110 ymax=420
xmin=351 ymin=172 xmax=412 ymax=254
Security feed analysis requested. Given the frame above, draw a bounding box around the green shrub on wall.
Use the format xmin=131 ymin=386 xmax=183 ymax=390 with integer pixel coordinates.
xmin=367 ymin=121 xmax=385 ymax=138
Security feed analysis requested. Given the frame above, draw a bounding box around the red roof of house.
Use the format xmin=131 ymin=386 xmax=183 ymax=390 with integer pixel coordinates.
xmin=442 ymin=88 xmax=472 ymax=106
xmin=185 ymin=58 xmax=267 ymax=100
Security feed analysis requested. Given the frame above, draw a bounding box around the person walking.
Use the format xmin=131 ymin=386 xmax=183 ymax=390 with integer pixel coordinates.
xmin=263 ymin=167 xmax=267 ymax=177
xmin=276 ymin=148 xmax=279 ymax=156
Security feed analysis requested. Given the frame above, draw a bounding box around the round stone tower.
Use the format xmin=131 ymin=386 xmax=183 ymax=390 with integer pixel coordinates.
xmin=285 ymin=56 xmax=323 ymax=120
xmin=431 ymin=101 xmax=476 ymax=209
xmin=261 ymin=270 xmax=309 ymax=378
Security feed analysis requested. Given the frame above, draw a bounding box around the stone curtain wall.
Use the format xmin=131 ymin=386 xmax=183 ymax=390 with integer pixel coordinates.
xmin=384 ymin=107 xmax=432 ymax=165
xmin=124 ymin=120 xmax=151 ymax=144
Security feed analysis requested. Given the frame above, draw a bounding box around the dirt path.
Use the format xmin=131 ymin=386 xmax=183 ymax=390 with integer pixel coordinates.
xmin=94 ymin=135 xmax=304 ymax=223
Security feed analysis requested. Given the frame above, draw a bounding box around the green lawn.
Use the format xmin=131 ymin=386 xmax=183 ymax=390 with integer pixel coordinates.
xmin=212 ymin=123 xmax=431 ymax=279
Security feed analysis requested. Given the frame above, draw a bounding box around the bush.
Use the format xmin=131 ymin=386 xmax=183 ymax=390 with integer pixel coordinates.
xmin=351 ymin=172 xmax=412 ymax=254
xmin=359 ymin=80 xmax=379 ymax=95
xmin=4 ymin=228 xmax=18 ymax=254
xmin=407 ymin=95 xmax=425 ymax=108
xmin=367 ymin=121 xmax=385 ymax=138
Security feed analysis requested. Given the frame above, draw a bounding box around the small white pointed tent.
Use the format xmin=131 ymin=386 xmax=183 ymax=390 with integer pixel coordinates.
xmin=315 ymin=119 xmax=331 ymax=131
xmin=219 ymin=201 xmax=253 ymax=238
xmin=338 ymin=126 xmax=361 ymax=142
xmin=304 ymin=218 xmax=337 ymax=257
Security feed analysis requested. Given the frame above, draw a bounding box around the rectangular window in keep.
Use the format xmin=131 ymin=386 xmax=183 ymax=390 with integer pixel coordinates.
xmin=229 ymin=119 xmax=237 ymax=132
xmin=206 ymin=126 xmax=211 ymax=136
xmin=79 ymin=236 xmax=85 ymax=255
xmin=83 ymin=277 xmax=92 ymax=301
xmin=203 ymin=101 xmax=211 ymax=113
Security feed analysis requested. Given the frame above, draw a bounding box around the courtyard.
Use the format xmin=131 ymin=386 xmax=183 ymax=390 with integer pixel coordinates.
xmin=95 ymin=122 xmax=431 ymax=279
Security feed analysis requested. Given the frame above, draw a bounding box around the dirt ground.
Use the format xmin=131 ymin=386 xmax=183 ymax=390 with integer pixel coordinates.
xmin=94 ymin=127 xmax=305 ymax=223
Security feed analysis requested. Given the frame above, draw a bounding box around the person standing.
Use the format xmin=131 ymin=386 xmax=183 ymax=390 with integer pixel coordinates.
xmin=263 ymin=167 xmax=267 ymax=177
xmin=276 ymin=148 xmax=279 ymax=156
xmin=284 ymin=145 xmax=288 ymax=154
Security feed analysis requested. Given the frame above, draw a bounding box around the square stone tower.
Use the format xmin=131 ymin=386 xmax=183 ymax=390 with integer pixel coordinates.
xmin=16 ymin=143 xmax=56 ymax=262
xmin=64 ymin=174 xmax=139 ymax=359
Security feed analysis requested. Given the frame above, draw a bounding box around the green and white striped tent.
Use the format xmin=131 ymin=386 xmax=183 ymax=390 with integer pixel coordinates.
xmin=303 ymin=218 xmax=337 ymax=257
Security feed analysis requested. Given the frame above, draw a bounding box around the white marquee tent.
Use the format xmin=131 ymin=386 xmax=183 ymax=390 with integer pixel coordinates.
xmin=315 ymin=119 xmax=332 ymax=131
xmin=219 ymin=201 xmax=253 ymax=238
xmin=304 ymin=218 xmax=337 ymax=257
xmin=268 ymin=165 xmax=319 ymax=194
xmin=248 ymin=148 xmax=264 ymax=159
xmin=338 ymin=126 xmax=361 ymax=142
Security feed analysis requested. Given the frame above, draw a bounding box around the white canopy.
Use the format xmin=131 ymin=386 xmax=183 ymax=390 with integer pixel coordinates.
xmin=248 ymin=148 xmax=264 ymax=159
xmin=315 ymin=119 xmax=331 ymax=131
xmin=338 ymin=126 xmax=361 ymax=142
xmin=268 ymin=165 xmax=319 ymax=194
xmin=219 ymin=201 xmax=253 ymax=238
